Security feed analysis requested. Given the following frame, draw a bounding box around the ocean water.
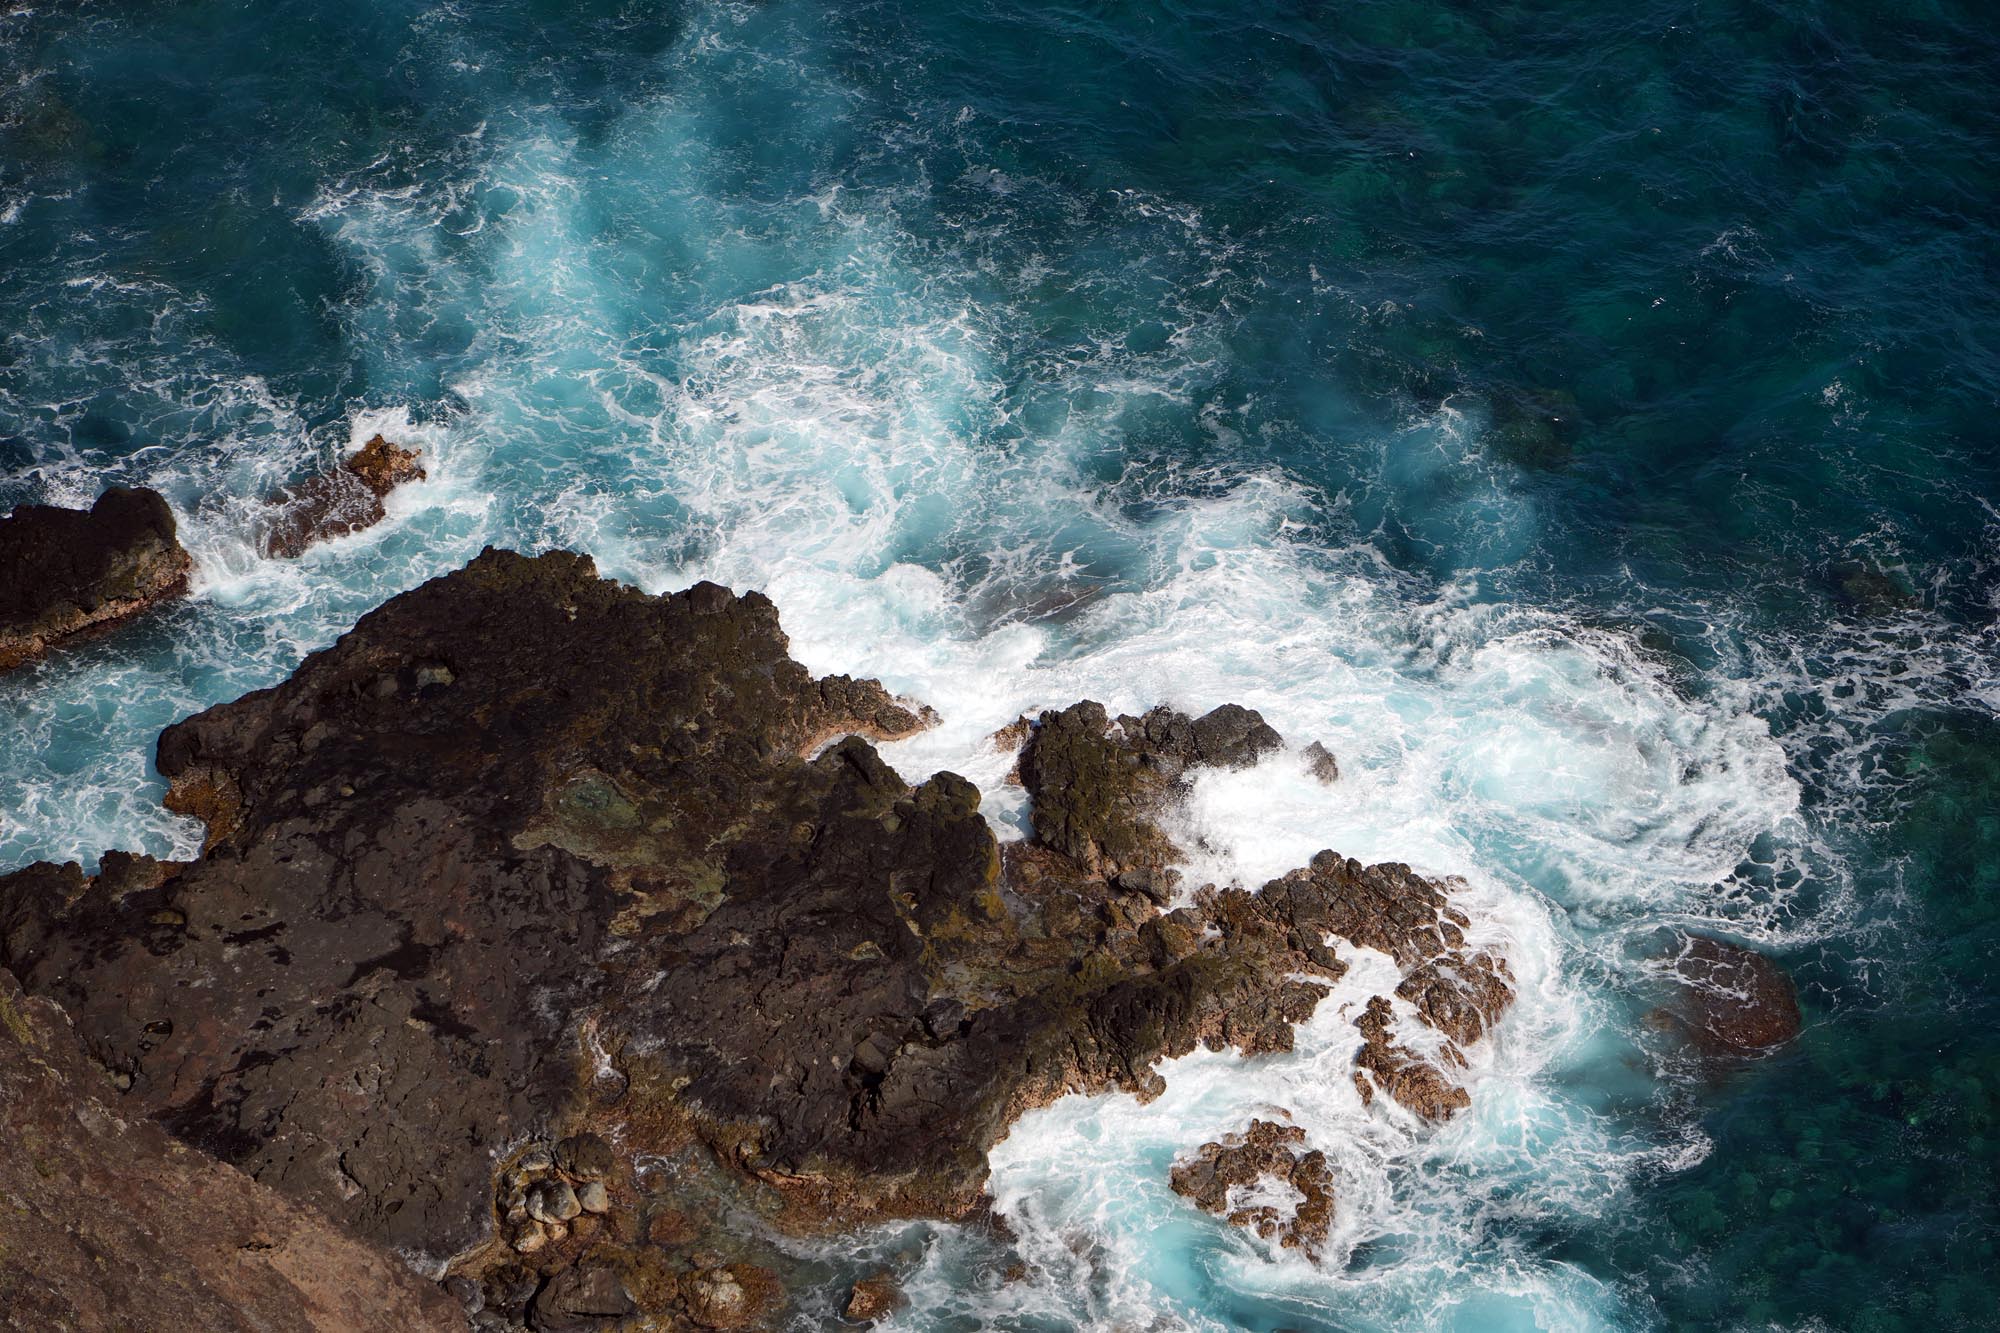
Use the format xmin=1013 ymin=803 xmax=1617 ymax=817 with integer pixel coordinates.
xmin=3 ymin=2 xmax=1996 ymax=1329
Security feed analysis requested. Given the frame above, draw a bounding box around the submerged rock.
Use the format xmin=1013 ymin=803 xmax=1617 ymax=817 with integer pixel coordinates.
xmin=1663 ymin=934 xmax=1802 ymax=1055
xmin=0 ymin=486 xmax=192 ymax=673
xmin=0 ymin=548 xmax=1512 ymax=1320
xmin=0 ymin=969 xmax=462 ymax=1331
xmin=260 ymin=434 xmax=425 ymax=558
xmin=1169 ymin=1118 xmax=1335 ymax=1258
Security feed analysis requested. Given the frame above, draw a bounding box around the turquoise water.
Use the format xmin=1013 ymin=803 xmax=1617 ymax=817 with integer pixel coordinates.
xmin=3 ymin=2 xmax=1996 ymax=1328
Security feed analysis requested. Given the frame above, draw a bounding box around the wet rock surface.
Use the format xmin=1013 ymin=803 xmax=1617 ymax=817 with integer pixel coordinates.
xmin=1169 ymin=1118 xmax=1335 ymax=1258
xmin=1663 ymin=933 xmax=1803 ymax=1055
xmin=0 ymin=485 xmax=192 ymax=673
xmin=0 ymin=969 xmax=463 ymax=1331
xmin=261 ymin=433 xmax=426 ymax=557
xmin=0 ymin=547 xmax=1513 ymax=1322
xmin=843 ymin=1271 xmax=902 ymax=1322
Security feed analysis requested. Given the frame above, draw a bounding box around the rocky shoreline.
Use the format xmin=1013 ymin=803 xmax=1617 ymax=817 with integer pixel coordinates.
xmin=0 ymin=545 xmax=1798 ymax=1328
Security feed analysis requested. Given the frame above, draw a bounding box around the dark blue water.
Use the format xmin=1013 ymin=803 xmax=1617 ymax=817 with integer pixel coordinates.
xmin=4 ymin=2 xmax=1996 ymax=1328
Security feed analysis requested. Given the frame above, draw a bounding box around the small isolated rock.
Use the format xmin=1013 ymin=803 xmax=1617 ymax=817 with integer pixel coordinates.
xmin=509 ymin=1221 xmax=546 ymax=1254
xmin=261 ymin=434 xmax=425 ymax=558
xmin=527 ymin=1179 xmax=581 ymax=1224
xmin=555 ymin=1131 xmax=615 ymax=1181
xmin=1302 ymin=741 xmax=1339 ymax=784
xmin=519 ymin=1146 xmax=555 ymax=1173
xmin=0 ymin=486 xmax=192 ymax=673
xmin=576 ymin=1180 xmax=609 ymax=1214
xmin=1169 ymin=1118 xmax=1335 ymax=1258
xmin=844 ymin=1271 xmax=902 ymax=1323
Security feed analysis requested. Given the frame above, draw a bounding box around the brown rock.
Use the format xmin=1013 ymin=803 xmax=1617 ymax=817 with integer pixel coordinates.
xmin=843 ymin=1271 xmax=902 ymax=1322
xmin=0 ymin=547 xmax=1512 ymax=1300
xmin=0 ymin=485 xmax=191 ymax=672
xmin=261 ymin=434 xmax=425 ymax=558
xmin=1017 ymin=700 xmax=1281 ymax=878
xmin=1666 ymin=934 xmax=1802 ymax=1055
xmin=531 ymin=1261 xmax=636 ymax=1332
xmin=557 ymin=1131 xmax=616 ymax=1181
xmin=1169 ymin=1118 xmax=1336 ymax=1258
xmin=1354 ymin=996 xmax=1471 ymax=1121
xmin=681 ymin=1266 xmax=751 ymax=1328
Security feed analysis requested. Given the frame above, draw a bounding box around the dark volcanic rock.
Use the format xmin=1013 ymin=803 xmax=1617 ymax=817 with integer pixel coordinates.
xmin=1665 ymin=934 xmax=1803 ymax=1055
xmin=261 ymin=434 xmax=426 ymax=558
xmin=1017 ymin=699 xmax=1281 ymax=878
xmin=0 ymin=548 xmax=1511 ymax=1320
xmin=1169 ymin=1118 xmax=1334 ymax=1258
xmin=0 ymin=548 xmax=936 ymax=1260
xmin=0 ymin=968 xmax=463 ymax=1332
xmin=0 ymin=485 xmax=192 ymax=672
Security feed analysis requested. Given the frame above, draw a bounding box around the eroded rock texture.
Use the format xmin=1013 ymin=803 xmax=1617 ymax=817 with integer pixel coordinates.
xmin=0 ymin=969 xmax=463 ymax=1332
xmin=0 ymin=485 xmax=192 ymax=672
xmin=261 ymin=434 xmax=426 ymax=558
xmin=1169 ymin=1118 xmax=1335 ymax=1258
xmin=0 ymin=548 xmax=1512 ymax=1324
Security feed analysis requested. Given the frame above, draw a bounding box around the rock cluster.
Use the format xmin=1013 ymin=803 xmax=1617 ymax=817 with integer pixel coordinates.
xmin=0 ymin=485 xmax=192 ymax=673
xmin=0 ymin=547 xmax=1520 ymax=1324
xmin=1169 ymin=1119 xmax=1335 ymax=1258
xmin=260 ymin=434 xmax=426 ymax=558
xmin=499 ymin=1134 xmax=617 ymax=1256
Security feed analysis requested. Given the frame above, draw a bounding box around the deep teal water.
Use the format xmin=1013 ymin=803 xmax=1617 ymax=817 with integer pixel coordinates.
xmin=3 ymin=2 xmax=1996 ymax=1329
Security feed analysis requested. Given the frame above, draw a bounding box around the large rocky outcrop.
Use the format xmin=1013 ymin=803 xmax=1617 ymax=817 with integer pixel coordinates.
xmin=0 ymin=968 xmax=464 ymax=1331
xmin=0 ymin=548 xmax=1511 ymax=1324
xmin=0 ymin=485 xmax=192 ymax=672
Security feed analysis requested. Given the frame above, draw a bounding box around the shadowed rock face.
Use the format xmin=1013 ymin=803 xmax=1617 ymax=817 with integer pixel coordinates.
xmin=0 ymin=548 xmax=1512 ymax=1323
xmin=0 ymin=485 xmax=192 ymax=672
xmin=0 ymin=969 xmax=463 ymax=1332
